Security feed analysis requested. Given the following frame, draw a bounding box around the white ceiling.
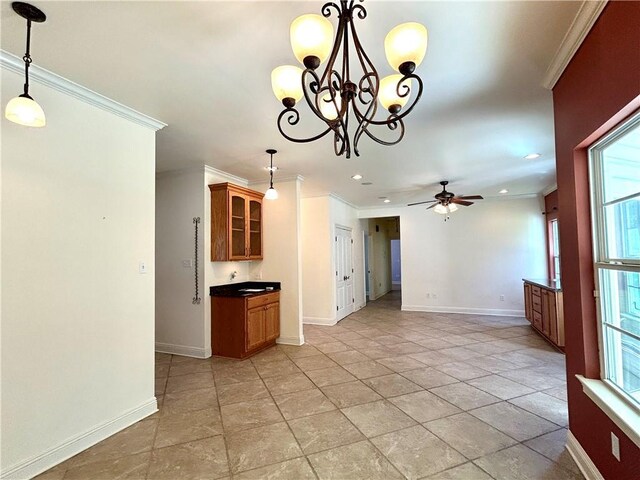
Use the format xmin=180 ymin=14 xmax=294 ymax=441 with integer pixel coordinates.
xmin=0 ymin=1 xmax=582 ymax=207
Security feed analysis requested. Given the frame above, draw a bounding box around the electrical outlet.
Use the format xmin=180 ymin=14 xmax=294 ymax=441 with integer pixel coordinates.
xmin=426 ymin=293 xmax=431 ymax=299
xmin=139 ymin=261 xmax=147 ymax=274
xmin=611 ymin=432 xmax=620 ymax=461
xmin=500 ymin=295 xmax=505 ymax=301
xmin=182 ymin=259 xmax=192 ymax=268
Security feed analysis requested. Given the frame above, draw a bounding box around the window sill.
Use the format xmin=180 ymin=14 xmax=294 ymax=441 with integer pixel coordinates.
xmin=576 ymin=375 xmax=640 ymax=448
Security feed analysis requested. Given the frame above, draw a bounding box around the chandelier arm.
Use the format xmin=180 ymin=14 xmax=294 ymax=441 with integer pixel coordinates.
xmin=321 ymin=2 xmax=342 ymax=19
xmin=357 ymin=116 xmax=406 ymax=148
xmin=351 ymin=2 xmax=367 ymax=20
xmin=276 ymin=108 xmax=333 ymax=143
xmin=358 ymin=73 xmax=424 ymax=126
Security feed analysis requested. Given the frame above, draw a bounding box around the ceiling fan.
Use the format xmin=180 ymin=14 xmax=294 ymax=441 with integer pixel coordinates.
xmin=407 ymin=181 xmax=484 ymax=214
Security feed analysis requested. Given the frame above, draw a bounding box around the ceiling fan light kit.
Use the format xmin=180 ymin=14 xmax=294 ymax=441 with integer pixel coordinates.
xmin=4 ymin=2 xmax=47 ymax=128
xmin=271 ymin=0 xmax=428 ymax=158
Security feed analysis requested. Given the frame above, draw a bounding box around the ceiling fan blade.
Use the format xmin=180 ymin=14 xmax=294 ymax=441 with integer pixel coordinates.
xmin=451 ymin=198 xmax=474 ymax=206
xmin=425 ymin=203 xmax=437 ymax=210
xmin=408 ymin=200 xmax=437 ymax=206
xmin=457 ymin=195 xmax=484 ymax=200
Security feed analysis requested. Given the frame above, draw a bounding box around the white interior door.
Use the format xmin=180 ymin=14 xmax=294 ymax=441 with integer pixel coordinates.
xmin=336 ymin=226 xmax=354 ymax=321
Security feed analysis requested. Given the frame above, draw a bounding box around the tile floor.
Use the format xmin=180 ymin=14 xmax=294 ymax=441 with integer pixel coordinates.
xmin=37 ymin=291 xmax=583 ymax=480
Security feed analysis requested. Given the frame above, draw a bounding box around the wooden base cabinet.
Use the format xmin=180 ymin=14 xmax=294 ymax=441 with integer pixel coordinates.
xmin=523 ymin=280 xmax=564 ymax=350
xmin=212 ymin=291 xmax=280 ymax=359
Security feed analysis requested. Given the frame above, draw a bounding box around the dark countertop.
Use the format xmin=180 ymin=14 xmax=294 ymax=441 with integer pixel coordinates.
xmin=210 ymin=281 xmax=281 ymax=297
xmin=523 ymin=278 xmax=562 ymax=292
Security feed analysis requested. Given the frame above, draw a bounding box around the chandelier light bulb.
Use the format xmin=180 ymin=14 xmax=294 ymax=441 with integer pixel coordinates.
xmin=290 ymin=14 xmax=334 ymax=69
xmin=319 ymin=92 xmax=342 ymax=120
xmin=378 ymin=74 xmax=411 ymax=113
xmin=5 ymin=95 xmax=46 ymax=127
xmin=384 ymin=22 xmax=428 ymax=74
xmin=271 ymin=65 xmax=304 ymax=106
xmin=265 ymin=187 xmax=279 ymax=200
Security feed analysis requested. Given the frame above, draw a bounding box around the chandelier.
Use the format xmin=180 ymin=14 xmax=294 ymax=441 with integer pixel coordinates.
xmin=271 ymin=1 xmax=428 ymax=158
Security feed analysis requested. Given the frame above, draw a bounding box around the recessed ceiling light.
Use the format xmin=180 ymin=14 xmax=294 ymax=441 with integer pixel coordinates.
xmin=499 ymin=189 xmax=509 ymax=194
xmin=524 ymin=153 xmax=541 ymax=160
xmin=383 ymin=199 xmax=391 ymax=203
xmin=351 ymin=174 xmax=362 ymax=180
xmin=361 ymin=182 xmax=373 ymax=186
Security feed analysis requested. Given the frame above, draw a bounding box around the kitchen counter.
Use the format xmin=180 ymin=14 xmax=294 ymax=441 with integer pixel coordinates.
xmin=210 ymin=281 xmax=281 ymax=297
xmin=523 ymin=278 xmax=562 ymax=292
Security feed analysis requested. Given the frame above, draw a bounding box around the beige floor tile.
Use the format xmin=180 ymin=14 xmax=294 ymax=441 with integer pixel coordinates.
xmin=254 ymin=359 xmax=302 ymax=379
xmin=372 ymin=425 xmax=467 ymax=479
xmin=162 ymin=387 xmax=217 ymax=415
xmin=470 ymin=355 xmax=526 ymax=373
xmin=148 ymin=436 xmax=229 ymax=480
xmin=509 ymin=392 xmax=569 ymax=426
xmin=437 ymin=347 xmax=483 ymax=361
xmin=225 ymin=422 xmax=302 ymax=474
xmin=33 ymin=463 xmax=67 ymax=480
xmin=473 ymin=444 xmax=583 ymax=480
xmin=374 ymin=334 xmax=407 ymax=345
xmin=425 ymin=412 xmax=517 ymax=459
xmin=263 ymin=372 xmax=316 ymax=395
xmin=343 ymin=360 xmax=393 ymax=379
xmin=542 ymin=385 xmax=569 ymax=402
xmin=68 ymin=419 xmax=157 ymax=468
xmin=327 ymin=350 xmax=370 ymax=365
xmin=154 ymin=408 xmax=223 ymax=448
xmin=315 ymin=341 xmax=350 ymax=353
xmin=165 ymin=372 xmax=215 ymax=393
xmin=363 ymin=373 xmax=422 ymax=397
xmin=220 ymin=397 xmax=283 ymax=432
xmin=401 ymin=367 xmax=459 ymax=389
xmin=524 ymin=428 xmax=581 ymax=474
xmin=155 ymin=352 xmax=172 ymax=365
xmin=499 ymin=366 xmax=566 ymax=390
xmin=358 ymin=346 xmax=396 ymax=359
xmin=376 ymin=355 xmax=426 ymax=372
xmin=410 ymin=350 xmax=457 ymax=366
xmin=292 ymin=354 xmax=339 ymax=372
xmin=155 ymin=377 xmax=167 ymax=396
xmin=169 ymin=361 xmax=212 ymax=377
xmin=233 ymin=458 xmax=316 ymax=480
xmin=216 ymin=379 xmax=269 ymax=406
xmin=155 ymin=364 xmax=170 ymax=378
xmin=308 ymin=440 xmax=404 ymax=480
xmin=273 ymin=388 xmax=336 ymax=420
xmin=249 ymin=346 xmax=289 ymax=365
xmin=213 ymin=364 xmax=261 ymax=386
xmin=388 ymin=390 xmax=461 ymax=422
xmin=469 ymin=402 xmax=558 ymax=441
xmin=63 ymin=452 xmax=150 ymax=480
xmin=279 ymin=344 xmax=322 ymax=359
xmin=467 ymin=374 xmax=536 ymax=400
xmin=415 ymin=338 xmax=458 ymax=350
xmin=322 ymin=380 xmax=383 ymax=407
xmin=384 ymin=342 xmax=427 ymax=355
xmin=305 ymin=366 xmax=357 ymax=387
xmin=430 ymin=382 xmax=501 ymax=410
xmin=425 ymin=462 xmax=493 ymax=479
xmin=434 ymin=362 xmax=491 ymax=380
xmin=342 ymin=400 xmax=416 ymax=437
xmin=288 ymin=410 xmax=365 ymax=454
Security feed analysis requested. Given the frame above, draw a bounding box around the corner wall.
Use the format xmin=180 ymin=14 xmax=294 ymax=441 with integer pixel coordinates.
xmin=1 ymin=65 xmax=159 ymax=477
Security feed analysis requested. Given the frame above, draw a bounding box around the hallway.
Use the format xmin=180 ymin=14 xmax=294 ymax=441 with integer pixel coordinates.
xmin=39 ymin=294 xmax=581 ymax=479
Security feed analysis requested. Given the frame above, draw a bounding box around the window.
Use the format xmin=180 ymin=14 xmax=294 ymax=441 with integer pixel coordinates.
xmin=550 ymin=218 xmax=561 ymax=281
xmin=590 ymin=111 xmax=640 ymax=407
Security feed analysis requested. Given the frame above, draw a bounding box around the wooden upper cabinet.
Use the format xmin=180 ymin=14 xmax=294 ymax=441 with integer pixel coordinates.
xmin=209 ymin=183 xmax=264 ymax=261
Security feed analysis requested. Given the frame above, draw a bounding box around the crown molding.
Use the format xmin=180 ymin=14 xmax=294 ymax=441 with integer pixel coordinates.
xmin=542 ymin=183 xmax=558 ymax=196
xmin=542 ymin=0 xmax=608 ymax=89
xmin=1 ymin=50 xmax=166 ymax=131
xmin=204 ymin=165 xmax=249 ymax=186
xmin=248 ymin=174 xmax=304 ymax=186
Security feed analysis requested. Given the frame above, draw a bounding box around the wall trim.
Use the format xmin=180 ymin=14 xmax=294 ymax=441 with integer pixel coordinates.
xmin=1 ymin=398 xmax=157 ymax=480
xmin=1 ymin=50 xmax=166 ymax=131
xmin=541 ymin=0 xmax=608 ymax=89
xmin=542 ymin=183 xmax=558 ymax=196
xmin=566 ymin=430 xmax=605 ymax=480
xmin=204 ymin=165 xmax=249 ymax=186
xmin=276 ymin=335 xmax=305 ymax=346
xmin=303 ymin=316 xmax=337 ymax=326
xmin=155 ymin=342 xmax=211 ymax=359
xmin=401 ymin=305 xmax=524 ymax=317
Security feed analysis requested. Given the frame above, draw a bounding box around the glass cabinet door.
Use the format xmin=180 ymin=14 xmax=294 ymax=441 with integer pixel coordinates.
xmin=249 ymin=199 xmax=262 ymax=257
xmin=230 ymin=194 xmax=246 ymax=258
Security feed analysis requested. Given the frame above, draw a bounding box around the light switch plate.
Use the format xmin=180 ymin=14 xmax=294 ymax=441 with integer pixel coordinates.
xmin=139 ymin=261 xmax=147 ymax=274
xmin=182 ymin=259 xmax=193 ymax=268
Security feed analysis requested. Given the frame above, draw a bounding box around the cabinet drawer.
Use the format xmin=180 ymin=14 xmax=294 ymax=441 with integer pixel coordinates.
xmin=533 ymin=311 xmax=542 ymax=329
xmin=247 ymin=292 xmax=279 ymax=309
xmin=531 ymin=285 xmax=541 ymax=296
xmin=532 ymin=294 xmax=542 ymax=312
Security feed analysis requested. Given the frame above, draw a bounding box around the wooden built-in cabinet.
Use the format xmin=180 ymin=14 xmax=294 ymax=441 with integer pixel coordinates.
xmin=209 ymin=183 xmax=263 ymax=261
xmin=523 ymin=280 xmax=564 ymax=350
xmin=212 ymin=291 xmax=280 ymax=359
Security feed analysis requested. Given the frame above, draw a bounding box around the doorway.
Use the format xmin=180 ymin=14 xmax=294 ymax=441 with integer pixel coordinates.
xmin=364 ymin=216 xmax=401 ymax=305
xmin=391 ymin=239 xmax=401 ymax=290
xmin=335 ymin=225 xmax=354 ymax=321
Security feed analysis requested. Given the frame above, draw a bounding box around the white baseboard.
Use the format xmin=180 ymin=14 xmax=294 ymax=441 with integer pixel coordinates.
xmin=566 ymin=430 xmax=604 ymax=480
xmin=155 ymin=342 xmax=211 ymax=359
xmin=303 ymin=316 xmax=337 ymax=326
xmin=277 ymin=335 xmax=305 ymax=346
xmin=2 ymin=398 xmax=157 ymax=480
xmin=401 ymin=305 xmax=524 ymax=317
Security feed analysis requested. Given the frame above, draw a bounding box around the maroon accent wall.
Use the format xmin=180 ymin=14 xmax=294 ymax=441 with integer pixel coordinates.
xmin=552 ymin=1 xmax=640 ymax=478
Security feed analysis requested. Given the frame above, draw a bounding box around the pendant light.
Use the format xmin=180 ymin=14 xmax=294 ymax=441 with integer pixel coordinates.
xmin=265 ymin=149 xmax=278 ymax=200
xmin=5 ymin=2 xmax=47 ymax=127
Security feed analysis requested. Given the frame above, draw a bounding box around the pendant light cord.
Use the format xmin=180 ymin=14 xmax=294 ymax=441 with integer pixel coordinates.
xmin=269 ymin=152 xmax=274 ymax=189
xmin=22 ymin=19 xmax=32 ymax=97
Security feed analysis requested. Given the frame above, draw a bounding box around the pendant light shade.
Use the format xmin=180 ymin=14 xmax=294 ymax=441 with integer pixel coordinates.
xmin=448 ymin=203 xmax=458 ymax=212
xmin=5 ymin=2 xmax=47 ymax=128
xmin=384 ymin=22 xmax=428 ymax=74
xmin=290 ymin=14 xmax=334 ymax=68
xmin=378 ymin=74 xmax=411 ymax=113
xmin=5 ymin=94 xmax=45 ymax=127
xmin=265 ymin=149 xmax=278 ymax=200
xmin=271 ymin=65 xmax=304 ymax=105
